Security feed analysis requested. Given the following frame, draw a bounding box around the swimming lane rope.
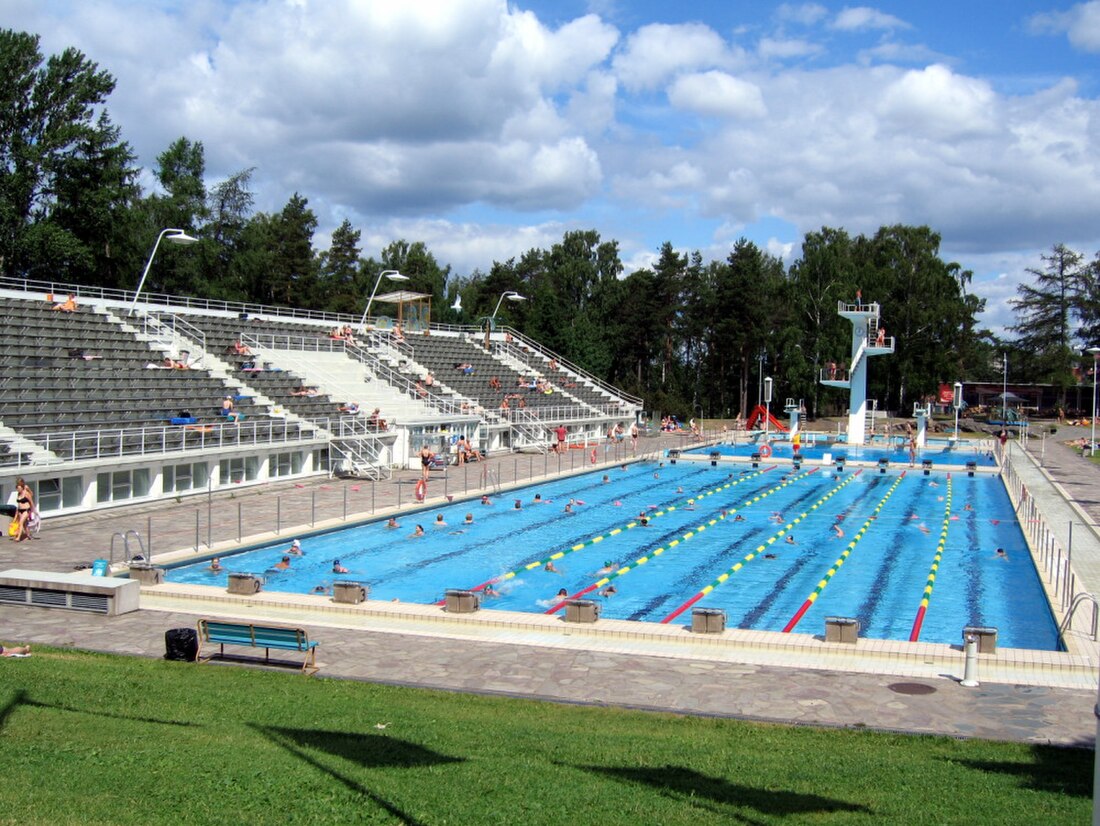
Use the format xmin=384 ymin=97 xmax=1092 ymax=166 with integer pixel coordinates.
xmin=781 ymin=471 xmax=907 ymax=633
xmin=544 ymin=468 xmax=823 ymax=614
xmin=908 ymin=474 xmax=953 ymax=642
xmin=438 ymin=466 xmax=774 ymax=603
xmin=660 ymin=469 xmax=861 ymax=624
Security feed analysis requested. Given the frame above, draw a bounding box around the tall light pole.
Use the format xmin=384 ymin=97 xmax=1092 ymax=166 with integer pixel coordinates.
xmin=763 ymin=376 xmax=773 ymax=441
xmin=1088 ymin=346 xmax=1100 ymax=457
xmin=757 ymin=349 xmax=766 ymax=407
xmin=128 ymin=228 xmax=198 ymax=316
xmin=953 ymin=381 xmax=963 ymax=440
xmin=359 ymin=270 xmax=409 ymax=331
xmin=1001 ymin=351 xmax=1008 ymax=424
xmin=491 ymin=290 xmax=526 ymax=322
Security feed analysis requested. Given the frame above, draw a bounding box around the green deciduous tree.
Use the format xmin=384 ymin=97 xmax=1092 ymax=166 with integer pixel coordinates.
xmin=0 ymin=30 xmax=139 ymax=284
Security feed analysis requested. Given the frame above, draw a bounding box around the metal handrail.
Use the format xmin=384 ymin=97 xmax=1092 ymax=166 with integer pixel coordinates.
xmin=498 ymin=325 xmax=644 ymax=406
xmin=1058 ymin=592 xmax=1098 ymax=641
xmin=17 ymin=418 xmax=324 ymax=467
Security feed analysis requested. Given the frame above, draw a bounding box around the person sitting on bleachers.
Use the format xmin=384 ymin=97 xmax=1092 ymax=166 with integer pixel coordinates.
xmin=52 ymin=293 xmax=77 ymax=312
xmin=227 ymin=339 xmax=252 ymax=356
xmin=68 ymin=348 xmax=102 ymax=361
xmin=549 ymin=358 xmax=559 ymax=371
xmin=240 ymin=360 xmax=261 ymax=372
xmin=338 ymin=402 xmax=360 ymax=415
xmin=415 ymin=379 xmax=427 ymax=399
xmin=330 ymin=326 xmax=345 ymax=340
xmin=424 ymin=372 xmax=435 ymax=387
xmin=368 ymin=408 xmax=388 ymax=429
xmin=291 ymin=386 xmax=320 ymax=397
xmin=489 ymin=376 xmax=502 ymax=390
xmin=393 ymin=324 xmax=405 ymax=343
xmin=164 ymin=356 xmax=190 ymax=369
xmin=220 ymin=396 xmax=241 ymax=422
xmin=454 ymin=362 xmax=474 ymax=375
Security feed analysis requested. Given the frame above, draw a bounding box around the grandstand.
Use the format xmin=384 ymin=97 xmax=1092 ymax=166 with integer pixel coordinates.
xmin=0 ymin=278 xmax=643 ymax=518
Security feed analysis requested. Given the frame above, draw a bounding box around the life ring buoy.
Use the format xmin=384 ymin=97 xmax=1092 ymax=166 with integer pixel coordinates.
xmin=415 ymin=479 xmax=427 ymax=501
xmin=759 ymin=444 xmax=773 ymax=459
xmin=590 ymin=447 xmax=597 ymax=464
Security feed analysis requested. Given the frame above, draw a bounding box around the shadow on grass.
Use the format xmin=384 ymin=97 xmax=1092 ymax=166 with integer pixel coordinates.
xmin=954 ymin=744 xmax=1093 ymax=798
xmin=253 ymin=724 xmax=464 ymax=825
xmin=572 ymin=763 xmax=873 ymax=821
xmin=0 ymin=689 xmax=198 ymax=729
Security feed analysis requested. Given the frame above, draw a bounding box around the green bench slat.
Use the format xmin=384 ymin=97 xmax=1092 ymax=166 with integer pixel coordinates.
xmin=199 ymin=621 xmax=317 ymax=652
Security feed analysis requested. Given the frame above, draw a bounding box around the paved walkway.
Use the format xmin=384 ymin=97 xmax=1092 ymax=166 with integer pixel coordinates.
xmin=3 ymin=428 xmax=1100 ymax=746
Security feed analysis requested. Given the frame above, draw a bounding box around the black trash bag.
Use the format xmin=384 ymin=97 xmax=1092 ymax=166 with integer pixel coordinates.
xmin=164 ymin=627 xmax=198 ymax=662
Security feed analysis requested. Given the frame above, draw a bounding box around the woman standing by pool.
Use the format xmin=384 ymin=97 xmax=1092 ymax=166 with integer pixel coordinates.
xmin=12 ymin=479 xmax=33 ymax=542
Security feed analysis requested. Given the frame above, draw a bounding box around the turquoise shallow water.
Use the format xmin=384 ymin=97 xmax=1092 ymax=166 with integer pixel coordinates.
xmin=167 ymin=461 xmax=1058 ymax=650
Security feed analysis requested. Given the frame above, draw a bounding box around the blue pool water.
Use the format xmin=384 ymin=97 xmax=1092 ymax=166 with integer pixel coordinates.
xmin=167 ymin=461 xmax=1058 ymax=650
xmin=698 ymin=440 xmax=998 ymax=467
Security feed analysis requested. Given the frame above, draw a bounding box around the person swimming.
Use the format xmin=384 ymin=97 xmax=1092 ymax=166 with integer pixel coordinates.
xmin=600 ymin=584 xmax=617 ymax=597
xmin=411 ymin=524 xmax=425 ymax=537
xmin=597 ymin=561 xmax=615 ymax=574
xmin=208 ymin=557 xmax=223 ymax=572
xmin=545 ymin=560 xmax=560 ymax=573
xmin=481 ymin=495 xmax=493 ymax=505
xmin=332 ymin=559 xmax=349 ymax=573
xmin=434 ymin=514 xmax=447 ymax=527
xmin=785 ymin=535 xmax=796 ymax=544
xmin=386 ymin=517 xmax=400 ymax=529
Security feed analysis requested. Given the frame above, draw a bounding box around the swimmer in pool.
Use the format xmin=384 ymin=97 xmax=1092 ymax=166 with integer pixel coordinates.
xmin=514 ymin=500 xmax=522 ymax=510
xmin=764 ymin=553 xmax=777 ymax=559
xmin=312 ymin=584 xmax=329 ymax=594
xmin=434 ymin=514 xmax=447 ymax=527
xmin=638 ymin=514 xmax=649 ymax=526
xmin=600 ymin=584 xmax=617 ymax=597
xmin=832 ymin=523 xmax=845 ymax=539
xmin=597 ymin=561 xmax=615 ymax=574
xmin=533 ymin=494 xmax=544 ymax=504
xmin=556 ymin=588 xmax=569 ymax=599
xmin=481 ymin=495 xmax=493 ymax=505
xmin=410 ymin=525 xmax=425 ymax=538
xmin=602 ymin=475 xmax=610 ymax=484
xmin=995 ymin=547 xmax=1007 ymax=559
xmin=545 ymin=561 xmax=560 ymax=573
xmin=563 ymin=503 xmax=573 ymax=513
xmin=208 ymin=557 xmax=223 ymax=572
xmin=288 ymin=539 xmax=304 ymax=555
xmin=483 ymin=583 xmax=501 ymax=598
xmin=785 ymin=535 xmax=796 ymax=545
xmin=464 ymin=513 xmax=474 ymax=525
xmin=332 ymin=560 xmax=349 ymax=574
xmin=677 ymin=486 xmax=684 ymax=493
xmin=273 ymin=555 xmax=291 ymax=570
xmin=386 ymin=517 xmax=400 ymax=529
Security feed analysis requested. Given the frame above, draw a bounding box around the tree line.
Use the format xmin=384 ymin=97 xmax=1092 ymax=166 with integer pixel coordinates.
xmin=3 ymin=29 xmax=1098 ymax=418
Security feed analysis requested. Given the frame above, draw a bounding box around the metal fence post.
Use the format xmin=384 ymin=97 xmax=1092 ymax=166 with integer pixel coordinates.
xmin=311 ymin=490 xmax=316 ymax=526
xmin=147 ymin=515 xmax=152 ymax=558
xmin=277 ymin=496 xmax=281 ymax=534
xmin=194 ymin=510 xmax=199 ymax=553
xmin=372 ymin=480 xmax=376 ymax=513
xmin=237 ymin=502 xmax=242 ymax=543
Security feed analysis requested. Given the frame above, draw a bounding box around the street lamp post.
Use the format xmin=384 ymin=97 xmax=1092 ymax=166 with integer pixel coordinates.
xmin=763 ymin=377 xmax=773 ymax=442
xmin=1002 ymin=351 xmax=1008 ymax=424
xmin=1088 ymin=347 xmax=1100 ymax=457
xmin=491 ymin=290 xmax=526 ymax=321
xmin=359 ymin=270 xmax=410 ymax=331
xmin=953 ymin=381 xmax=963 ymax=441
xmin=128 ymin=228 xmax=198 ymax=316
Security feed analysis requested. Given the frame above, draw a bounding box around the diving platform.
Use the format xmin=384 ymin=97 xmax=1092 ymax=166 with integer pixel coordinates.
xmin=820 ymin=299 xmax=895 ymax=445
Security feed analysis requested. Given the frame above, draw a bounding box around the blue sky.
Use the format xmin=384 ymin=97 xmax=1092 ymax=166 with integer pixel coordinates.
xmin=5 ymin=1 xmax=1100 ymax=334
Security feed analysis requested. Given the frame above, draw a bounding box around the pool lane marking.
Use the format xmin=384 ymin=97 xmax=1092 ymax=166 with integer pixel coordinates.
xmin=659 ymin=470 xmax=862 ymax=624
xmin=544 ymin=467 xmax=824 ymax=614
xmin=781 ymin=471 xmax=908 ymax=633
xmin=437 ymin=466 xmax=776 ymax=603
xmin=909 ymin=474 xmax=954 ymax=642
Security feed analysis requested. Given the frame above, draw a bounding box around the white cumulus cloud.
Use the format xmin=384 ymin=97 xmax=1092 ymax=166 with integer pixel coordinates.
xmin=1029 ymin=1 xmax=1100 ymax=52
xmin=668 ymin=71 xmax=767 ymax=119
xmin=831 ymin=6 xmax=911 ymax=31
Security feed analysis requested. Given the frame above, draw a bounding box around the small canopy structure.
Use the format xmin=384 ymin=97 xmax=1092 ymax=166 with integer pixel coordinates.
xmin=992 ymin=391 xmax=1027 ymax=403
xmin=372 ymin=290 xmax=433 ymax=332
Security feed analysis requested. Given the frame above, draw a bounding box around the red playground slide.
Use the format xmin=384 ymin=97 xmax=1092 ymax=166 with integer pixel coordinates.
xmin=745 ymin=404 xmax=788 ymax=432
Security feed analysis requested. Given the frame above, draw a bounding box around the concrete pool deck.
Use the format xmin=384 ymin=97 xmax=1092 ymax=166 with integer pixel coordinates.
xmin=2 ymin=428 xmax=1100 ymax=746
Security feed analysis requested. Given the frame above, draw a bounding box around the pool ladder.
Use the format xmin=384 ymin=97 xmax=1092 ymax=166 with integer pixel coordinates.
xmin=1058 ymin=592 xmax=1098 ymax=642
xmin=109 ymin=530 xmax=147 ymax=565
xmin=481 ymin=467 xmax=501 ymax=492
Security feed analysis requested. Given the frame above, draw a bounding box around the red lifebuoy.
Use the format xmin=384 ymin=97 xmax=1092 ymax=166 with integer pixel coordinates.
xmin=590 ymin=447 xmax=597 ymax=464
xmin=415 ymin=479 xmax=427 ymax=501
xmin=759 ymin=444 xmax=773 ymax=459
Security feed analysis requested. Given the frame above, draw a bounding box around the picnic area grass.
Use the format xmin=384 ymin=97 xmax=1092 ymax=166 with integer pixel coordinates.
xmin=0 ymin=647 xmax=1091 ymax=824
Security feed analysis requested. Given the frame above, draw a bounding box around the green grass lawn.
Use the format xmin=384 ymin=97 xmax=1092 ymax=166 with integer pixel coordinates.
xmin=0 ymin=648 xmax=1091 ymax=825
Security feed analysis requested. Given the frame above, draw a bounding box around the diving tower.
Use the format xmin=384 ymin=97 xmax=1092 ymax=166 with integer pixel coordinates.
xmin=819 ymin=300 xmax=894 ymax=445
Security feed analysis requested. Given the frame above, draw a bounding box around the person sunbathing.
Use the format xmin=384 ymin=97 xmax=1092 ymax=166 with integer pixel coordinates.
xmin=52 ymin=294 xmax=77 ymax=312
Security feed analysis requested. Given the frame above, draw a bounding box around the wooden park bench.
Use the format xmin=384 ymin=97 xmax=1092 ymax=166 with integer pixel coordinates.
xmin=196 ymin=619 xmax=319 ymax=674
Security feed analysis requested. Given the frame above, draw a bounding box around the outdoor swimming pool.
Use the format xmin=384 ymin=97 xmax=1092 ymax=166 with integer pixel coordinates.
xmin=699 ymin=439 xmax=998 ymax=467
xmin=167 ymin=460 xmax=1059 ymax=650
